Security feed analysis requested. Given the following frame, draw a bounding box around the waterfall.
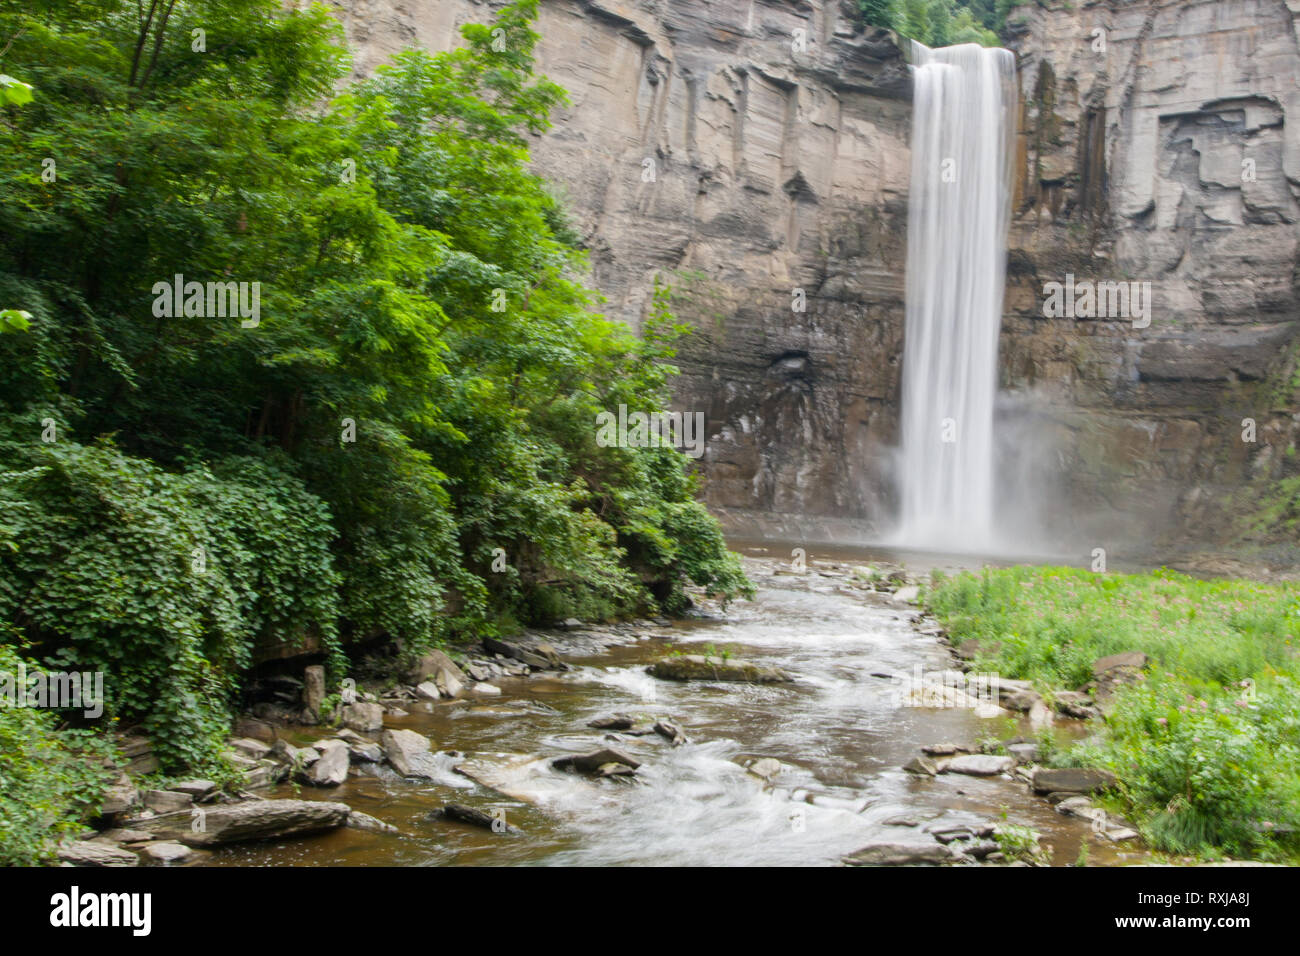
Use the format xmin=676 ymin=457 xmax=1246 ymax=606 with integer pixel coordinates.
xmin=896 ymin=42 xmax=1017 ymax=552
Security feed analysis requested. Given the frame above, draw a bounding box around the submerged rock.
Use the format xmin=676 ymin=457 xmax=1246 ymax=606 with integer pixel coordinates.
xmin=746 ymin=757 xmax=783 ymax=781
xmin=552 ymin=748 xmax=640 ymax=776
xmin=648 ymin=655 xmax=793 ymax=684
xmin=433 ymin=804 xmax=519 ymax=833
xmin=346 ymin=810 xmax=399 ymax=834
xmin=588 ymin=713 xmax=635 ymax=730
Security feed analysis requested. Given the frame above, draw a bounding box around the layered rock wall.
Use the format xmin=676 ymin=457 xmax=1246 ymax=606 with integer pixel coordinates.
xmin=1004 ymin=0 xmax=1300 ymax=556
xmin=333 ymin=0 xmax=1300 ymax=556
xmin=330 ymin=0 xmax=913 ymax=534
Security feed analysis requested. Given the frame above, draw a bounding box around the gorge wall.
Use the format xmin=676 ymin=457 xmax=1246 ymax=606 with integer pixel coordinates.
xmin=1003 ymin=0 xmax=1300 ymax=562
xmin=329 ymin=0 xmax=914 ymax=539
xmin=331 ymin=0 xmax=1300 ymax=559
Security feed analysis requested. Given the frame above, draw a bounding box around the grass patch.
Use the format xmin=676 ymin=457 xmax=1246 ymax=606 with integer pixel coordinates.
xmin=925 ymin=565 xmax=1300 ymax=861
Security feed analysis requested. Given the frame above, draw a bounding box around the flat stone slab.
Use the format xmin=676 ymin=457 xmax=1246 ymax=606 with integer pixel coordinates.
xmin=843 ymin=842 xmax=958 ymax=866
xmin=944 ymin=754 xmax=1015 ymax=776
xmin=133 ymin=799 xmax=351 ymax=847
xmin=58 ymin=841 xmax=139 ymax=867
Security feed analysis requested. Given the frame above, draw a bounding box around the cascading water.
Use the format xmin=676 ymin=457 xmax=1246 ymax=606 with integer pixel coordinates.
xmin=896 ymin=42 xmax=1016 ymax=552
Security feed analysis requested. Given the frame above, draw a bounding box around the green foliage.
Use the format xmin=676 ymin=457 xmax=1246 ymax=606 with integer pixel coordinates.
xmin=0 ymin=0 xmax=750 ymax=771
xmin=0 ymin=642 xmax=117 ymax=865
xmin=1071 ymin=673 xmax=1300 ymax=859
xmin=859 ymin=0 xmax=1003 ymax=46
xmin=927 ymin=565 xmax=1300 ymax=860
xmin=0 ymin=428 xmax=342 ymax=770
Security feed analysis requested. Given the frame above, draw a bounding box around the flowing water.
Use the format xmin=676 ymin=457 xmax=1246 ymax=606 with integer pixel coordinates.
xmin=896 ymin=43 xmax=1017 ymax=551
xmin=203 ymin=545 xmax=1146 ymax=867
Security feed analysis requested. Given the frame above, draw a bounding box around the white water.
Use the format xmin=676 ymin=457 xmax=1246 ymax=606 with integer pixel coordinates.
xmin=896 ymin=43 xmax=1017 ymax=552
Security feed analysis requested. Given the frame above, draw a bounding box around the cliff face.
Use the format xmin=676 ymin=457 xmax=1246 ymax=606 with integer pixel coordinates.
xmin=331 ymin=0 xmax=913 ymax=535
xmin=334 ymin=0 xmax=1300 ymax=555
xmin=1003 ymin=0 xmax=1300 ymax=556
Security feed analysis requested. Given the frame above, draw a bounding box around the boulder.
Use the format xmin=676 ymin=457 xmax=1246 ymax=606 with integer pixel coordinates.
xmin=1054 ymin=796 xmax=1096 ymax=817
xmin=1007 ymin=743 xmax=1040 ymax=764
xmin=943 ymin=754 xmax=1015 ymax=776
xmin=1031 ymin=767 xmax=1117 ymax=795
xmin=747 ymin=757 xmax=782 ymax=781
xmin=381 ymin=729 xmax=441 ymax=779
xmin=414 ymin=681 xmax=441 ymax=701
xmin=340 ymin=702 xmax=384 ymax=733
xmin=552 ymin=748 xmax=640 ymax=776
xmin=472 ymin=683 xmax=502 ymax=696
xmin=843 ymin=843 xmax=958 ymax=866
xmin=405 ymin=649 xmax=467 ymax=686
xmin=1027 ymin=699 xmax=1054 ymax=728
xmin=135 ymin=799 xmax=352 ymax=846
xmin=648 ymin=655 xmax=793 ymax=684
xmin=349 ymin=742 xmax=383 ymax=764
xmin=1053 ymin=691 xmax=1101 ymax=719
xmin=904 ymin=756 xmax=940 ymax=776
xmin=305 ymin=739 xmax=349 ymax=787
xmin=434 ymin=666 xmax=465 ymax=698
xmin=653 ymin=719 xmax=687 ymax=746
xmin=57 ymin=841 xmax=139 ymax=867
xmin=1002 ymin=689 xmax=1043 ymax=712
xmin=141 ymin=842 xmax=193 ymax=864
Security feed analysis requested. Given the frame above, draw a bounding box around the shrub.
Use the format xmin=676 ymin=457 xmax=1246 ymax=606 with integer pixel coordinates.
xmin=0 ymin=642 xmax=116 ymax=865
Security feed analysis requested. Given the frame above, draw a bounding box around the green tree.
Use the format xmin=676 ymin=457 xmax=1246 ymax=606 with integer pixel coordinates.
xmin=857 ymin=0 xmax=896 ymax=30
xmin=0 ymin=0 xmax=751 ymax=790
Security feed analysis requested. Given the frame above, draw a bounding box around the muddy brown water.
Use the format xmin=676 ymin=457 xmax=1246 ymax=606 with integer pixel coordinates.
xmin=204 ymin=543 xmax=1150 ymax=867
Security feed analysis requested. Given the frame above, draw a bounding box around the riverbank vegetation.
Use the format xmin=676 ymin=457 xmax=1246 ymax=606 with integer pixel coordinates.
xmin=926 ymin=565 xmax=1300 ymax=861
xmin=0 ymin=0 xmax=750 ymax=855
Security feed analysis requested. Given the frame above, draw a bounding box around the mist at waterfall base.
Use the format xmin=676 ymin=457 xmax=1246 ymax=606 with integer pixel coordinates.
xmin=884 ymin=41 xmax=1055 ymax=558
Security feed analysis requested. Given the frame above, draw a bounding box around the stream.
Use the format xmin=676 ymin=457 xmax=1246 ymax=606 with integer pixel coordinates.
xmin=204 ymin=543 xmax=1150 ymax=867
